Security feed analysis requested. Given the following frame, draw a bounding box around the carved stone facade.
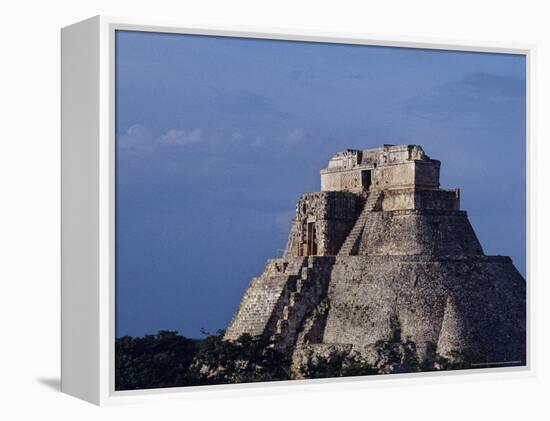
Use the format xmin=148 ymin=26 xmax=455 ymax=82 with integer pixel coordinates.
xmin=225 ymin=144 xmax=526 ymax=371
xmin=320 ymin=145 xmax=441 ymax=194
xmin=283 ymin=192 xmax=362 ymax=258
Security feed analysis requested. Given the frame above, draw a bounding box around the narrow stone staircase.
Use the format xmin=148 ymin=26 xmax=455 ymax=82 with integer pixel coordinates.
xmin=272 ymin=259 xmax=311 ymax=348
xmin=224 ymin=258 xmax=306 ymax=341
xmin=270 ymin=257 xmax=333 ymax=351
xmin=337 ymin=190 xmax=383 ymax=256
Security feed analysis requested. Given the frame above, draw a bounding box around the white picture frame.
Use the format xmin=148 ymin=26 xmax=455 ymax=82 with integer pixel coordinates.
xmin=61 ymin=15 xmax=535 ymax=405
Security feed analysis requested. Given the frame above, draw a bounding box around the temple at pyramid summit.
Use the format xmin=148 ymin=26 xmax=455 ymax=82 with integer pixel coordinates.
xmin=225 ymin=144 xmax=526 ymax=372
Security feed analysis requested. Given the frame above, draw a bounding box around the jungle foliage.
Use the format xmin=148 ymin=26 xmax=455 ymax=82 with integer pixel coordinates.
xmin=115 ymin=330 xmax=489 ymax=390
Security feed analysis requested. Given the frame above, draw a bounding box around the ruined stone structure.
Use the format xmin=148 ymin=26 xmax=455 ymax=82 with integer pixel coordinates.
xmin=225 ymin=145 xmax=526 ymax=372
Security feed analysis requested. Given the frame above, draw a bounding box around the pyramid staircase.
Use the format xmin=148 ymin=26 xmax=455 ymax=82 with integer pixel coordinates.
xmin=224 ymin=258 xmax=307 ymax=341
xmin=337 ymin=190 xmax=383 ymax=256
xmin=271 ymin=258 xmax=312 ymax=348
xmin=270 ymin=256 xmax=333 ymax=351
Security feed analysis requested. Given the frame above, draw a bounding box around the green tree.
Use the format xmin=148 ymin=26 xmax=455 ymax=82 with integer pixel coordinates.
xmin=191 ymin=331 xmax=291 ymax=384
xmin=299 ymin=350 xmax=377 ymax=379
xmin=374 ymin=338 xmax=420 ymax=374
xmin=115 ymin=330 xmax=198 ymax=390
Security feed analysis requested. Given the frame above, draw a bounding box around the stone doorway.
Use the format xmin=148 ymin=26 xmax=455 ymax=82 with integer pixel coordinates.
xmin=361 ymin=170 xmax=372 ymax=191
xmin=303 ymin=222 xmax=318 ymax=256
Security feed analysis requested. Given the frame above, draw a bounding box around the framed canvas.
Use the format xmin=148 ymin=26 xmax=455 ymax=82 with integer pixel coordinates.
xmin=61 ymin=15 xmax=533 ymax=405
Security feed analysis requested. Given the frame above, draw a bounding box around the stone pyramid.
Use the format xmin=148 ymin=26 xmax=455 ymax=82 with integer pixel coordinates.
xmin=225 ymin=145 xmax=526 ymax=371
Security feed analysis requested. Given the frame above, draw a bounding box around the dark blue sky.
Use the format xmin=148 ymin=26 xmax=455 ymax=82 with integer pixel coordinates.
xmin=115 ymin=30 xmax=526 ymax=338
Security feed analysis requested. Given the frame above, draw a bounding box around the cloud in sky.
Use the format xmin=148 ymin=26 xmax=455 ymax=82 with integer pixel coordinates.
xmin=118 ymin=125 xmax=204 ymax=155
xmin=285 ymin=128 xmax=306 ymax=144
xmin=118 ymin=124 xmax=155 ymax=153
xmin=161 ymin=128 xmax=202 ymax=145
xmin=402 ymin=72 xmax=525 ymax=128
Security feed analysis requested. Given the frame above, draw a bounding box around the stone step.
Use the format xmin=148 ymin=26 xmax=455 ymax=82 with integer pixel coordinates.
xmin=337 ymin=191 xmax=382 ymax=256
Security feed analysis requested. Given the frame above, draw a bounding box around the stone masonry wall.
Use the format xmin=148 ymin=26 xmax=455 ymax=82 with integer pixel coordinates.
xmin=284 ymin=191 xmax=361 ymax=257
xmin=357 ymin=210 xmax=483 ymax=256
xmin=322 ymin=256 xmax=526 ymax=362
xmin=381 ymin=189 xmax=459 ymax=212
